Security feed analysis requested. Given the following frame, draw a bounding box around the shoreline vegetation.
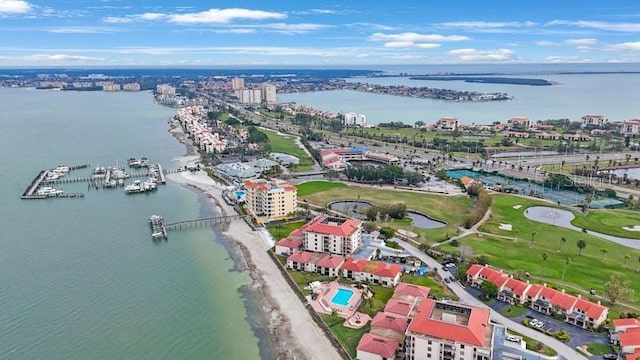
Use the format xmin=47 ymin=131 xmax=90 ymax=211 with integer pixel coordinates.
xmin=409 ymin=76 xmax=554 ymax=86
xmin=167 ymin=120 xmax=342 ymax=359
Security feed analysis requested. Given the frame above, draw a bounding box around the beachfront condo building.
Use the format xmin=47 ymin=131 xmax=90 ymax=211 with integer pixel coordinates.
xmin=302 ymin=215 xmax=362 ymax=256
xmin=404 ymin=299 xmax=493 ymax=360
xmin=231 ymin=77 xmax=245 ymax=90
xmin=243 ymin=179 xmax=297 ymax=224
xmin=261 ymin=83 xmax=277 ymax=104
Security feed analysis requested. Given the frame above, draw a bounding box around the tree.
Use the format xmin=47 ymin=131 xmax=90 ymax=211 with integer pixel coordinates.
xmin=561 ymin=257 xmax=572 ymax=281
xmin=603 ymin=274 xmax=635 ymax=305
xmin=600 ymin=248 xmax=608 ymax=260
xmin=530 ymin=231 xmax=536 ymax=248
xmin=558 ymin=236 xmax=567 ymax=251
xmin=457 ymin=245 xmax=474 ymax=263
xmin=577 ymin=239 xmax=587 ymax=255
xmin=540 ymin=252 xmax=549 ymax=276
xmin=480 ymin=281 xmax=498 ymax=300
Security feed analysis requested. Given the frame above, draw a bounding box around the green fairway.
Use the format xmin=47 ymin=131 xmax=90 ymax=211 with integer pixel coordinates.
xmin=467 ymin=194 xmax=640 ymax=305
xmin=572 ymin=209 xmax=640 ymax=240
xmin=296 ymin=181 xmax=349 ymax=196
xmin=299 ymin=184 xmax=472 ymax=242
xmin=261 ymin=128 xmax=314 ymax=172
xmin=266 ymin=220 xmax=306 ymax=240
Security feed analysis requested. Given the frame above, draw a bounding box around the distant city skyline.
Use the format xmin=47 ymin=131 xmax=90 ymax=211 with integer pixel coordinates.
xmin=2 ymin=0 xmax=640 ymax=66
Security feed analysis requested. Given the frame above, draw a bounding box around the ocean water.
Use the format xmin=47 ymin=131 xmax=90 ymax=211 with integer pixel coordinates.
xmin=279 ymin=72 xmax=640 ymax=125
xmin=0 ymin=88 xmax=261 ymax=360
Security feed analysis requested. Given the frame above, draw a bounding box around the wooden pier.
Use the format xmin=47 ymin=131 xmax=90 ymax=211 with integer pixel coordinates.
xmin=148 ymin=214 xmax=246 ymax=238
xmin=21 ymin=170 xmax=48 ymax=199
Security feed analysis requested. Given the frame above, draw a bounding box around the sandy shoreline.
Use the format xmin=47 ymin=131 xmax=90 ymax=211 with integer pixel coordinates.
xmin=167 ymin=169 xmax=342 ymax=360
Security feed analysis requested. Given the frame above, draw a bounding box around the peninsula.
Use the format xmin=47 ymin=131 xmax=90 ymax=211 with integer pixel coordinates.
xmin=409 ymin=76 xmax=554 ymax=86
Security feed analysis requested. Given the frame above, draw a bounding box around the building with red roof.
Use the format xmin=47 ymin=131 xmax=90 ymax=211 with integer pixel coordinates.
xmin=611 ymin=318 xmax=640 ymax=357
xmin=405 ymin=299 xmax=493 ymax=360
xmin=302 ymin=215 xmax=363 ymax=255
xmin=466 ymin=264 xmax=608 ymax=330
xmin=370 ymin=312 xmax=410 ymax=337
xmin=356 ymin=333 xmax=401 ymax=360
xmin=394 ymin=283 xmax=431 ymax=300
xmin=286 ymin=251 xmax=318 ymax=272
xmin=243 ymin=178 xmax=297 ymax=224
xmin=275 ymin=237 xmax=302 ymax=256
xmin=315 ymin=254 xmax=345 ymax=277
xmin=341 ymin=257 xmax=402 ymax=287
xmin=384 ymin=298 xmax=416 ymax=317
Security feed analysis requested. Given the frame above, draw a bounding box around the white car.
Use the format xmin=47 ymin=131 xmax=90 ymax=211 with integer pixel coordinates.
xmin=535 ymin=322 xmax=544 ymax=328
xmin=529 ymin=319 xmax=538 ymax=326
xmin=506 ymin=335 xmax=520 ymax=342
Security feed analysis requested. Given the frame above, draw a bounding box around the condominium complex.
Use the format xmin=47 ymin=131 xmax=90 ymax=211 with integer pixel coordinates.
xmin=301 ymin=215 xmax=362 ymax=255
xmin=342 ymin=112 xmax=367 ymax=127
xmin=261 ymin=83 xmax=277 ymax=104
xmin=231 ymin=77 xmax=245 ymax=90
xmin=243 ymin=179 xmax=297 ymax=223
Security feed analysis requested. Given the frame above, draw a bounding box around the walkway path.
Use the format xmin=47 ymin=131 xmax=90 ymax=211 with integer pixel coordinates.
xmin=432 ymin=208 xmax=492 ymax=247
xmin=395 ymin=238 xmax=586 ymax=360
xmin=524 ymin=206 xmax=640 ymax=249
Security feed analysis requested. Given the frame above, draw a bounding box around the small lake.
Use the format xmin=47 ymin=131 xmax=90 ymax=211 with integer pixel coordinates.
xmin=328 ymin=201 xmax=446 ymax=229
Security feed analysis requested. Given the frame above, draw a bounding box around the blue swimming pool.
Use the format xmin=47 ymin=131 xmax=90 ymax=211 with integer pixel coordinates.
xmin=331 ymin=288 xmax=354 ymax=306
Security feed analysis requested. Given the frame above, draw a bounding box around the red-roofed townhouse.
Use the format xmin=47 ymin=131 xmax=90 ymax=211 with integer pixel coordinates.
xmin=384 ymin=299 xmax=416 ymax=317
xmin=405 ymin=299 xmax=493 ymax=360
xmin=302 ymin=215 xmax=363 ymax=255
xmin=371 ymin=312 xmax=410 ymax=337
xmin=341 ymin=258 xmax=402 ymax=287
xmin=394 ymin=283 xmax=431 ymax=300
xmin=286 ymin=251 xmax=315 ymax=272
xmin=568 ymin=297 xmax=609 ymax=329
xmin=620 ymin=327 xmax=640 ymax=356
xmin=356 ymin=333 xmax=401 ymax=360
xmin=612 ymin=318 xmax=640 ymax=352
xmin=275 ymin=237 xmax=302 ymax=256
xmin=497 ymin=277 xmax=531 ymax=305
xmin=315 ymin=254 xmax=345 ymax=277
xmin=624 ymin=348 xmax=640 ymax=360
xmin=466 ymin=264 xmax=507 ymax=289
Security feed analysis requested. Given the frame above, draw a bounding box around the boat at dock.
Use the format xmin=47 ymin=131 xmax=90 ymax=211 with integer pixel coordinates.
xmin=127 ymin=157 xmax=150 ymax=168
xmin=124 ymin=178 xmax=157 ymax=194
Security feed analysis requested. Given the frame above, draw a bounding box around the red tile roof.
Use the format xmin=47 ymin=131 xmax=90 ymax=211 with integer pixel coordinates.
xmin=526 ymin=284 xmax=544 ymax=298
xmin=371 ymin=312 xmax=410 ymax=333
xmin=373 ymin=262 xmax=402 ymax=278
xmin=287 ymin=251 xmax=315 ymax=264
xmin=384 ymin=299 xmax=414 ymax=316
xmin=408 ymin=299 xmax=491 ymax=347
xmin=303 ymin=215 xmax=362 ymax=237
xmin=574 ymin=298 xmax=608 ymax=320
xmin=316 ymin=254 xmax=345 ymax=269
xmin=460 ymin=176 xmax=474 ymax=185
xmin=276 ymin=238 xmax=302 ymax=249
xmin=503 ymin=278 xmax=529 ymax=297
xmin=342 ymin=257 xmax=369 ymax=272
xmin=394 ymin=283 xmax=430 ymax=299
xmin=356 ymin=333 xmax=400 ymax=359
xmin=620 ymin=327 xmax=640 ymax=348
xmin=288 ymin=229 xmax=304 ymax=240
xmin=613 ymin=318 xmax=640 ymax=329
xmin=548 ymin=291 xmax=578 ymax=311
xmin=466 ymin=264 xmax=484 ymax=277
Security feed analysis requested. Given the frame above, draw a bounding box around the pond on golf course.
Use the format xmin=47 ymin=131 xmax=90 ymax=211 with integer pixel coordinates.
xmin=328 ymin=201 xmax=446 ymax=229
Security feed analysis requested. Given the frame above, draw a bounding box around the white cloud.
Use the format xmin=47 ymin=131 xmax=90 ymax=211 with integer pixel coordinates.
xmin=448 ymin=48 xmax=516 ymax=62
xmin=104 ymin=8 xmax=286 ymax=24
xmin=258 ymin=22 xmax=329 ymax=34
xmin=386 ymin=54 xmax=425 ymax=60
xmin=548 ymin=20 xmax=640 ymax=32
xmin=544 ymin=55 xmax=595 ymax=63
xmin=536 ymin=40 xmax=560 ymax=46
xmin=564 ymin=38 xmax=598 ymax=46
xmin=608 ymin=41 xmax=640 ymax=51
xmin=371 ymin=32 xmax=468 ymax=49
xmin=46 ymin=27 xmax=115 ymax=34
xmin=346 ymin=23 xmax=394 ymax=31
xmin=167 ymin=8 xmax=285 ymax=24
xmin=213 ymin=28 xmax=256 ymax=34
xmin=26 ymin=54 xmax=106 ymax=61
xmin=0 ymin=0 xmax=31 ymax=13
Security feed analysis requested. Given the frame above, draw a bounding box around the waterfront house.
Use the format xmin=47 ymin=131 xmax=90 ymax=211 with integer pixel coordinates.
xmin=302 ymin=215 xmax=363 ymax=256
xmin=341 ymin=257 xmax=402 ymax=287
xmin=356 ymin=333 xmax=401 ymax=360
xmin=275 ymin=236 xmax=303 ymax=256
xmin=436 ymin=117 xmax=459 ymax=131
xmin=620 ymin=119 xmax=640 ymax=137
xmin=581 ymin=114 xmax=607 ymax=127
xmin=507 ymin=116 xmax=531 ymax=130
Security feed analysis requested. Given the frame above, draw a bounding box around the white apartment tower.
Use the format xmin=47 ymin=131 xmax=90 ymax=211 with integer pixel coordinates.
xmin=261 ymin=83 xmax=277 ymax=104
xmin=231 ymin=77 xmax=245 ymax=90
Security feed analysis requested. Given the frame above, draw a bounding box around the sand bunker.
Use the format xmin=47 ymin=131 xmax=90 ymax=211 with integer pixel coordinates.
xmin=513 ymin=205 xmax=522 ymax=209
xmin=622 ymin=225 xmax=640 ymax=232
xmin=499 ymin=223 xmax=513 ymax=231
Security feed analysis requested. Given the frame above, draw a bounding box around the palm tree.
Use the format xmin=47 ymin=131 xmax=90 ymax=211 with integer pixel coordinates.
xmin=577 ymin=239 xmax=587 ymax=255
xmin=624 ymin=253 xmax=631 ymax=268
xmin=600 ymin=248 xmax=608 ymax=260
xmin=561 ymin=257 xmax=572 ymax=281
xmin=558 ymin=236 xmax=567 ymax=251
xmin=530 ymin=231 xmax=536 ymax=248
xmin=540 ymin=252 xmax=549 ymax=276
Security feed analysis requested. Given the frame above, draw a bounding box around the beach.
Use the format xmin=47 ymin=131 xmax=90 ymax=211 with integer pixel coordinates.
xmin=167 ymin=168 xmax=342 ymax=360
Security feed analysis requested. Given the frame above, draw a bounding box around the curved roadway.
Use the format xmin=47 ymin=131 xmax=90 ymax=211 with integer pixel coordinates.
xmin=396 ymin=238 xmax=582 ymax=360
xmin=524 ymin=206 xmax=640 ymax=249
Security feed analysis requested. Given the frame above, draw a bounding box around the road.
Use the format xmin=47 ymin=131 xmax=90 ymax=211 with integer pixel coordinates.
xmin=395 ymin=238 xmax=586 ymax=360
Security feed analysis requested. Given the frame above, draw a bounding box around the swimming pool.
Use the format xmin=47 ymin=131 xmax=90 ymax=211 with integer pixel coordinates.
xmin=331 ymin=288 xmax=354 ymax=306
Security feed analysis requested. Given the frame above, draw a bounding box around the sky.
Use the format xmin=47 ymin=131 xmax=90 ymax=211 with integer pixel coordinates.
xmin=2 ymin=0 xmax=640 ymax=67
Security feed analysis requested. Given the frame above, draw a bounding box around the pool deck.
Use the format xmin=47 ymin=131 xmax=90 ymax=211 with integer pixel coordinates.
xmin=309 ymin=281 xmax=370 ymax=329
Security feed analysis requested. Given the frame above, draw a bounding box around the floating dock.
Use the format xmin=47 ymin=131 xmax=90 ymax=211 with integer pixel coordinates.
xmin=149 ymin=215 xmax=168 ymax=239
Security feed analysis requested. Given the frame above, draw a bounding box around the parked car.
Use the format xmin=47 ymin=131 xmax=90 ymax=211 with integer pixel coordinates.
xmin=535 ymin=322 xmax=544 ymax=328
xmin=506 ymin=334 xmax=520 ymax=342
xmin=444 ymin=278 xmax=451 ymax=283
xmin=602 ymin=354 xmax=617 ymax=360
xmin=529 ymin=319 xmax=539 ymax=326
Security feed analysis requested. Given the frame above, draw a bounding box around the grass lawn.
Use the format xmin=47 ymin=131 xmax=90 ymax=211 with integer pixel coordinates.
xmin=468 ymin=194 xmax=640 ymax=305
xmin=286 ymin=270 xmax=332 ymax=294
xmin=266 ymin=220 xmax=306 ymax=240
xmin=322 ymin=314 xmax=370 ymax=359
xmin=507 ymin=330 xmax=558 ymax=357
xmin=572 ymin=209 xmax=640 ymax=240
xmin=299 ymin=183 xmax=471 ymax=242
xmin=499 ymin=305 xmax=530 ymax=317
xmin=585 ymin=342 xmax=613 ymax=355
xmin=401 ymin=274 xmax=458 ymax=300
xmin=296 ymin=181 xmax=349 ymax=197
xmin=359 ymin=285 xmax=395 ymax=317
xmin=261 ymin=128 xmax=313 ymax=172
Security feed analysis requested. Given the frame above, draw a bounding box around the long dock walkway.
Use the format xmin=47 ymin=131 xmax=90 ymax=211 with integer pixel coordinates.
xmin=148 ymin=214 xmax=246 ymax=239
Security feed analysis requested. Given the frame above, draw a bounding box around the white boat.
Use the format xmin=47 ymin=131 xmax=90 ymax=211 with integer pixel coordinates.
xmin=54 ymin=166 xmax=70 ymax=173
xmin=45 ymin=171 xmax=61 ymax=180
